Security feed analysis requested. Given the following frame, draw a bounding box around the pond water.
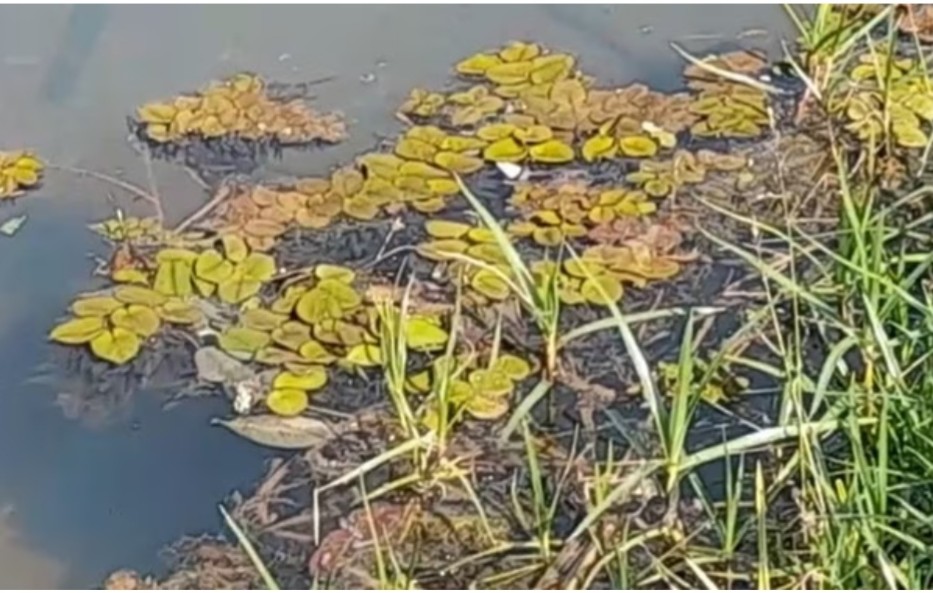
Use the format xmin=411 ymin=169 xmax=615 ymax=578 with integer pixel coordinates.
xmin=0 ymin=5 xmax=794 ymax=587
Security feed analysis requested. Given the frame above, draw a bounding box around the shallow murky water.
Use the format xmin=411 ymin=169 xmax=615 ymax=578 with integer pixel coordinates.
xmin=0 ymin=5 xmax=793 ymax=587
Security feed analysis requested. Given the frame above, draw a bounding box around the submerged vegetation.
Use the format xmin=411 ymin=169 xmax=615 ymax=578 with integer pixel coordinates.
xmin=14 ymin=3 xmax=933 ymax=589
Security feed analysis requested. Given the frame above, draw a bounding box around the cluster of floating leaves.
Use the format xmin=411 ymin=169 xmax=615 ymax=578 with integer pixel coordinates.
xmin=213 ymin=264 xmax=455 ymax=416
xmin=135 ymin=73 xmax=347 ymax=145
xmin=406 ymin=41 xmax=700 ymax=165
xmin=48 ymin=236 xmax=276 ymax=364
xmin=508 ymin=181 xmax=656 ymax=245
xmin=454 ymin=41 xmax=578 ymax=101
xmin=834 ymin=50 xmax=933 ymax=148
xmin=0 ymin=151 xmax=43 ymax=199
xmin=685 ymin=51 xmax=772 ymax=139
xmin=416 ymin=353 xmax=534 ymax=424
xmin=418 ymin=219 xmax=516 ymax=301
xmin=627 ymin=148 xmax=748 ymax=197
xmin=49 ymin=40 xmax=776 ymax=427
xmin=530 ymin=242 xmax=681 ymax=307
xmin=48 ymin=285 xmax=203 ymax=365
xmin=416 ymin=215 xmax=682 ymax=307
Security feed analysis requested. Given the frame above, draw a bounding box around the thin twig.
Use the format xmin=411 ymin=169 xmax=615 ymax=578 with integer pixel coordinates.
xmin=670 ymin=42 xmax=786 ymax=95
xmin=183 ymin=166 xmax=211 ymax=191
xmin=141 ymin=147 xmax=164 ymax=224
xmin=174 ymin=184 xmax=233 ymax=232
xmin=49 ymin=164 xmax=155 ymax=202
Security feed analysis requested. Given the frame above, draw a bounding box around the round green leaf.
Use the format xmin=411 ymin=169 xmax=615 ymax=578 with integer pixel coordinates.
xmin=155 ymin=248 xmax=198 ymax=264
xmin=465 ymin=392 xmax=509 ymax=420
xmin=114 ymin=285 xmax=168 ymax=307
xmin=194 ymin=249 xmax=235 ymax=284
xmin=345 ymin=344 xmax=383 ymax=367
xmin=273 ymin=367 xmax=328 ymax=392
xmin=425 ymin=220 xmax=471 ymax=239
xmin=493 ymin=354 xmax=532 ymax=381
xmin=71 ymin=296 xmax=123 ymax=318
xmin=313 ymin=320 xmax=372 ymax=347
xmin=295 ymin=288 xmax=332 ymax=325
xmin=468 ymin=369 xmax=513 ymax=397
xmin=90 ymin=328 xmax=142 ymax=365
xmin=581 ymin=275 xmax=623 ymax=305
xmin=319 ymin=279 xmax=361 ymax=310
xmin=404 ymin=316 xmax=449 ymax=351
xmin=49 ymin=316 xmax=106 ymax=345
xmin=221 ymin=234 xmax=249 ymax=263
xmin=299 ymin=339 xmax=337 ymax=364
xmin=218 ymin=326 xmax=271 ymax=358
xmin=111 ymin=304 xmax=161 ymax=338
xmin=315 ymin=264 xmax=355 ymax=284
xmin=157 ymin=299 xmax=204 ymax=325
xmin=270 ymin=286 xmax=308 ymax=314
xmin=470 ymin=269 xmax=511 ymax=300
xmin=241 ymin=308 xmax=288 ymax=332
xmin=255 ymin=347 xmax=306 ymax=365
xmin=153 ymin=259 xmax=194 ymax=298
xmin=217 ymin=272 xmax=263 ymax=304
xmin=406 ymin=370 xmax=432 ymax=393
xmin=239 ymin=252 xmax=277 ymax=282
xmin=272 ymin=321 xmax=312 ymax=351
xmin=266 ymin=389 xmax=309 ymax=417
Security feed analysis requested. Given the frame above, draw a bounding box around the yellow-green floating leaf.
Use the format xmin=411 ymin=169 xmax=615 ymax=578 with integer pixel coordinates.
xmin=266 ymin=389 xmax=309 ymax=417
xmin=49 ymin=316 xmax=106 ymax=345
xmin=90 ymin=328 xmax=141 ymax=365
xmin=111 ymin=304 xmax=161 ymax=338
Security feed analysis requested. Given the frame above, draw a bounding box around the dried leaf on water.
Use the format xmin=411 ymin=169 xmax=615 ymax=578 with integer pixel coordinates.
xmin=0 ymin=214 xmax=27 ymax=236
xmin=195 ymin=346 xmax=253 ymax=383
xmin=211 ymin=414 xmax=335 ymax=449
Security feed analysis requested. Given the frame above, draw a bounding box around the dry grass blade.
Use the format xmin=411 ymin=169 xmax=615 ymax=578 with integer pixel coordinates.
xmin=219 ymin=504 xmax=280 ymax=590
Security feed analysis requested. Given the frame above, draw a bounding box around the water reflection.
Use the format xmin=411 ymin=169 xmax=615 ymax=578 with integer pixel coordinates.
xmin=0 ymin=504 xmax=66 ymax=589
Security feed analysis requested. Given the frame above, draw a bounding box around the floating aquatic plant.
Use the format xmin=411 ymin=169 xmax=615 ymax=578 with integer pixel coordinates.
xmin=446 ymin=85 xmax=506 ymax=126
xmin=134 ymin=73 xmax=346 ymax=145
xmin=832 ymin=51 xmax=933 ymax=149
xmin=683 ymin=51 xmax=772 ymax=139
xmin=455 ymin=41 xmax=577 ymax=100
xmin=398 ymin=88 xmax=446 ymax=118
xmin=49 ymin=285 xmax=203 ymax=365
xmin=419 ymin=218 xmax=517 ymax=301
xmin=0 ymin=151 xmax=43 ymax=199
xmin=479 ymin=121 xmax=575 ymax=164
xmin=508 ymin=181 xmax=655 ymax=244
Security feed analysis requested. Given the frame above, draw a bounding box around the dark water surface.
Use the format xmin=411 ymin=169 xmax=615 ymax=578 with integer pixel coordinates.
xmin=0 ymin=5 xmax=793 ymax=587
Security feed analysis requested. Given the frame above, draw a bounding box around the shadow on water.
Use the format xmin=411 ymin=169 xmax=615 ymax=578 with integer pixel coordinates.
xmin=0 ymin=4 xmax=793 ymax=587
